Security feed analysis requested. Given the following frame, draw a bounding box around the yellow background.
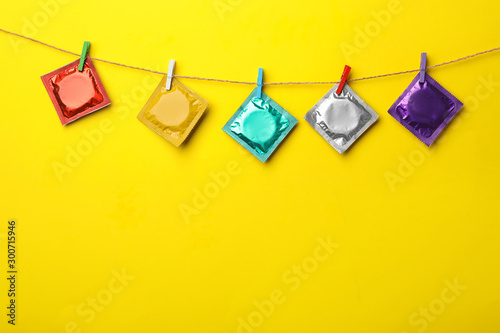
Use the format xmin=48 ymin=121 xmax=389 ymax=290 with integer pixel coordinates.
xmin=1 ymin=0 xmax=499 ymax=332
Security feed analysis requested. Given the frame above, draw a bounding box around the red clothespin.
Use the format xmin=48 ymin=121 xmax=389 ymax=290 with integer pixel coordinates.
xmin=336 ymin=65 xmax=351 ymax=95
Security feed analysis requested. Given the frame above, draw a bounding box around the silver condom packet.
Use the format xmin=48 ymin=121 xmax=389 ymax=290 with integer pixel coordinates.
xmin=304 ymin=83 xmax=378 ymax=153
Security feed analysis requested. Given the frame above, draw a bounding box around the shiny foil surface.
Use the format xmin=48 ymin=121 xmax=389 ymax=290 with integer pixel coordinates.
xmin=41 ymin=56 xmax=110 ymax=125
xmin=223 ymin=88 xmax=297 ymax=162
xmin=304 ymin=83 xmax=379 ymax=154
xmin=137 ymin=77 xmax=208 ymax=147
xmin=388 ymin=74 xmax=463 ymax=146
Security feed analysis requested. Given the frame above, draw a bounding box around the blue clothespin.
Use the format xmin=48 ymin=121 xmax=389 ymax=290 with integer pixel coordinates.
xmin=166 ymin=59 xmax=175 ymax=90
xmin=420 ymin=53 xmax=427 ymax=83
xmin=78 ymin=41 xmax=90 ymax=72
xmin=257 ymin=68 xmax=263 ymax=99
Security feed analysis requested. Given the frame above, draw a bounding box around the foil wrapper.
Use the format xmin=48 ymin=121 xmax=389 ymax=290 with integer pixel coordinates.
xmin=304 ymin=83 xmax=378 ymax=154
xmin=41 ymin=56 xmax=110 ymax=125
xmin=137 ymin=77 xmax=208 ymax=147
xmin=223 ymin=88 xmax=297 ymax=162
xmin=388 ymin=74 xmax=463 ymax=146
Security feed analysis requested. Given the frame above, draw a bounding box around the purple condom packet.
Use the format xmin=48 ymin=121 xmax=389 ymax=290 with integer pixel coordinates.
xmin=388 ymin=74 xmax=463 ymax=146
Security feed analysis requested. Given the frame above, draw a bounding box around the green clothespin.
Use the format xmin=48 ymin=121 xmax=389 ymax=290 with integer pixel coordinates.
xmin=78 ymin=41 xmax=90 ymax=72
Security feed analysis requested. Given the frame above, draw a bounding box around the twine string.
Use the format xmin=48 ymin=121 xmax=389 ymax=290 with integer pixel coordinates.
xmin=1 ymin=27 xmax=499 ymax=86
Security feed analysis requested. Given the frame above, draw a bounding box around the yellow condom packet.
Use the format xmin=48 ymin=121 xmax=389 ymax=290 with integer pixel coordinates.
xmin=138 ymin=77 xmax=208 ymax=147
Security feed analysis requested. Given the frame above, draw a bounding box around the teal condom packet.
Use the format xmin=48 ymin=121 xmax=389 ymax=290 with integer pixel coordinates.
xmin=223 ymin=88 xmax=297 ymax=162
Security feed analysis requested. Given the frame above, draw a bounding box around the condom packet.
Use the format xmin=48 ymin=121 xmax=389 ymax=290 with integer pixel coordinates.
xmin=223 ymin=88 xmax=297 ymax=162
xmin=304 ymin=83 xmax=378 ymax=154
xmin=41 ymin=56 xmax=110 ymax=125
xmin=388 ymin=74 xmax=463 ymax=146
xmin=137 ymin=77 xmax=208 ymax=147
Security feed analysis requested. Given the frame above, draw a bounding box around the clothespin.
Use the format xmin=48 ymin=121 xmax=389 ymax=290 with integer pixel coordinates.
xmin=166 ymin=60 xmax=175 ymax=90
xmin=257 ymin=68 xmax=263 ymax=99
xmin=336 ymin=65 xmax=351 ymax=95
xmin=78 ymin=41 xmax=90 ymax=72
xmin=420 ymin=53 xmax=427 ymax=83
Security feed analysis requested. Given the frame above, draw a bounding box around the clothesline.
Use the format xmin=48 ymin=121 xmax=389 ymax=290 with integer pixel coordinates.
xmin=1 ymin=27 xmax=499 ymax=85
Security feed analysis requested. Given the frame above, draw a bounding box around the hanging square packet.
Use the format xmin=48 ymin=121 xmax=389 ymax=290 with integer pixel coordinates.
xmin=304 ymin=83 xmax=379 ymax=153
xmin=137 ymin=76 xmax=208 ymax=147
xmin=41 ymin=55 xmax=110 ymax=125
xmin=388 ymin=73 xmax=463 ymax=146
xmin=223 ymin=87 xmax=297 ymax=162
